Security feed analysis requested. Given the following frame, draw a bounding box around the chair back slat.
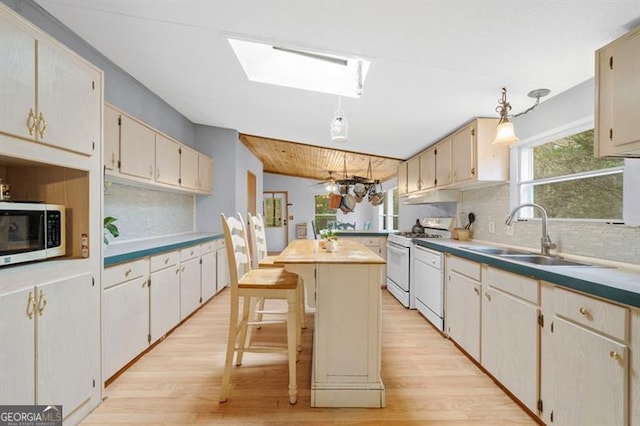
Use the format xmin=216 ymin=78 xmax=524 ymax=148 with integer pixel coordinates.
xmin=248 ymin=213 xmax=269 ymax=267
xmin=220 ymin=213 xmax=251 ymax=288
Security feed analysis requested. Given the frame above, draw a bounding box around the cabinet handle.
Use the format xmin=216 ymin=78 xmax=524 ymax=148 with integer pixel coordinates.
xmin=181 ymin=266 xmax=185 ymax=272
xmin=37 ymin=112 xmax=47 ymax=138
xmin=484 ymin=292 xmax=491 ymax=300
xmin=471 ymin=167 xmax=475 ymax=176
xmin=610 ymin=350 xmax=621 ymax=360
xmin=37 ymin=289 xmax=47 ymax=316
xmin=125 ymin=268 xmax=132 ymax=277
xmin=142 ymin=280 xmax=147 ymax=288
xmin=111 ymin=151 xmax=116 ymax=167
xmin=164 ymin=258 xmax=169 ymax=264
xmin=473 ymin=287 xmax=479 ymax=295
xmin=149 ymin=165 xmax=154 ymax=177
xmin=156 ymin=168 xmax=160 ymax=179
xmin=176 ymin=268 xmax=180 ymax=274
xmin=26 ymin=108 xmax=37 ymax=135
xmin=26 ymin=291 xmax=36 ymax=319
xmin=579 ymin=307 xmax=589 ymax=316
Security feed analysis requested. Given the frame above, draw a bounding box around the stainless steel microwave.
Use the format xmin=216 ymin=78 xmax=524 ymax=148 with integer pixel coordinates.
xmin=0 ymin=202 xmax=66 ymax=267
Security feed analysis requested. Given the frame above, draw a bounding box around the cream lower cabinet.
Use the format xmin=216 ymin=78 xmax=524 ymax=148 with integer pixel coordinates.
xmin=103 ymin=259 xmax=150 ymax=379
xmin=200 ymin=241 xmax=217 ymax=302
xmin=445 ymin=255 xmax=482 ymax=361
xmin=344 ymin=236 xmax=387 ymax=286
xmin=0 ymin=272 xmax=98 ymax=418
xmin=481 ymin=266 xmax=540 ymax=414
xmin=216 ymin=239 xmax=230 ymax=293
xmin=542 ymin=285 xmax=629 ymax=425
xmin=149 ymin=251 xmax=181 ymax=343
xmin=180 ymin=245 xmax=202 ymax=319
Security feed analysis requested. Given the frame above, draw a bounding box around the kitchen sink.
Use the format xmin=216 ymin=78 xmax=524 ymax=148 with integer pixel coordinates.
xmin=500 ymin=254 xmax=594 ymax=266
xmin=463 ymin=246 xmax=531 ymax=256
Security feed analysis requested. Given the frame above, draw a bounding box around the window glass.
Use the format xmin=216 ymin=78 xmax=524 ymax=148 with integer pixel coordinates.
xmin=314 ymin=194 xmax=336 ymax=231
xmin=379 ymin=188 xmax=399 ymax=230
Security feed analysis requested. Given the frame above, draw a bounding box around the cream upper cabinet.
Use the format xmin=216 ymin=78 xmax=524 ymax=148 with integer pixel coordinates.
xmin=547 ymin=287 xmax=629 ymax=425
xmin=407 ymin=155 xmax=421 ymax=193
xmin=397 ymin=161 xmax=408 ymax=195
xmin=445 ymin=255 xmax=481 ymax=361
xmin=180 ymin=145 xmax=199 ymax=190
xmin=435 ymin=137 xmax=452 ymax=187
xmin=119 ymin=114 xmax=155 ymax=180
xmin=595 ymin=26 xmax=640 ymax=157
xmin=155 ymin=133 xmax=181 ymax=186
xmin=450 ymin=118 xmax=506 ymax=187
xmin=419 ymin=147 xmax=436 ymax=190
xmin=198 ymin=153 xmax=213 ymax=193
xmin=481 ymin=266 xmax=540 ymax=414
xmin=104 ymin=104 xmax=120 ymax=171
xmin=0 ymin=8 xmax=100 ymax=156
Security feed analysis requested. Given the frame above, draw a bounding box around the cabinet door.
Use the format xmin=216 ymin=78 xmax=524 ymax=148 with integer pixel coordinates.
xmin=180 ymin=257 xmax=202 ymax=319
xmin=36 ymin=273 xmax=97 ymax=413
xmin=451 ymin=124 xmax=475 ymax=183
xmin=201 ymin=251 xmax=216 ymax=301
xmin=481 ymin=287 xmax=539 ymax=412
xmin=435 ymin=137 xmax=451 ymax=186
xmin=419 ymin=148 xmax=436 ymax=190
xmin=552 ymin=317 xmax=628 ymax=425
xmin=103 ymin=275 xmax=150 ymax=379
xmin=120 ymin=114 xmax=155 ymax=180
xmin=150 ymin=266 xmax=181 ymax=342
xmin=180 ymin=145 xmax=199 ymax=190
xmin=37 ymin=38 xmax=100 ymax=155
xmin=104 ymin=105 xmax=120 ymax=171
xmin=407 ymin=156 xmax=421 ymax=192
xmin=155 ymin=134 xmax=181 ymax=186
xmin=0 ymin=288 xmax=35 ymax=404
xmin=599 ymin=33 xmax=640 ymax=152
xmin=397 ymin=161 xmax=408 ymax=195
xmin=0 ymin=10 xmax=36 ymax=141
xmin=446 ymin=270 xmax=481 ymax=360
xmin=216 ymin=245 xmax=229 ymax=292
xmin=198 ymin=154 xmax=213 ymax=193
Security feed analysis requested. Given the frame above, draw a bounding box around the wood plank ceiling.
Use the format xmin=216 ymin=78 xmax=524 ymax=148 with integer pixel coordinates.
xmin=240 ymin=134 xmax=402 ymax=184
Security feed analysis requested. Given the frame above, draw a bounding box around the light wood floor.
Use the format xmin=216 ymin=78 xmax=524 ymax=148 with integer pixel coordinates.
xmin=82 ymin=290 xmax=537 ymax=425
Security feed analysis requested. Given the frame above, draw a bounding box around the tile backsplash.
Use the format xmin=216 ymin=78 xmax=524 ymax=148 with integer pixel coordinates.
xmin=460 ymin=184 xmax=640 ymax=265
xmin=104 ymin=182 xmax=194 ymax=242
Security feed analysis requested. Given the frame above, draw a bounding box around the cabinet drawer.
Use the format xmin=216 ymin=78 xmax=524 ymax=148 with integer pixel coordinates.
xmin=150 ymin=250 xmax=179 ymax=272
xmin=180 ymin=245 xmax=200 ymax=261
xmin=554 ymin=287 xmax=628 ymax=341
xmin=447 ymin=255 xmax=481 ymax=281
xmin=360 ymin=237 xmax=381 ymax=247
xmin=104 ymin=258 xmax=149 ymax=289
xmin=485 ymin=267 xmax=539 ymax=305
xmin=214 ymin=239 xmax=225 ymax=250
xmin=200 ymin=241 xmax=215 ymax=254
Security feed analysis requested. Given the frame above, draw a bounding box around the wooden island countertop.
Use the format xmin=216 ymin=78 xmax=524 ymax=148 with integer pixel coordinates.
xmin=274 ymin=238 xmax=386 ymax=408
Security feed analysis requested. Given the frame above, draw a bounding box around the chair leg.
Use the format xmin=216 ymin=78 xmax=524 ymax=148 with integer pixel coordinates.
xmin=220 ymin=293 xmax=240 ymax=402
xmin=235 ymin=296 xmax=252 ymax=366
xmin=255 ymin=297 xmax=266 ymax=327
xmin=287 ymin=293 xmax=298 ymax=405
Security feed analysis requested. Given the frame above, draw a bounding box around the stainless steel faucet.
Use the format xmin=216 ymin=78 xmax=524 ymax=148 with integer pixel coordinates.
xmin=505 ymin=203 xmax=556 ymax=256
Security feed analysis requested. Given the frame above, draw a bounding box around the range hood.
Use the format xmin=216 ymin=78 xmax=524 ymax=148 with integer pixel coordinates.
xmin=401 ymin=189 xmax=459 ymax=204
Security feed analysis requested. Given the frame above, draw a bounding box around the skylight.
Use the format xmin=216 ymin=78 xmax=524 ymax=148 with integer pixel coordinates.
xmin=228 ymin=38 xmax=370 ymax=98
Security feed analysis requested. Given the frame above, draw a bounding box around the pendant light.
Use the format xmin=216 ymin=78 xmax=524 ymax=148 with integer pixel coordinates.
xmin=492 ymin=87 xmax=550 ymax=146
xmin=330 ymin=96 xmax=348 ymax=142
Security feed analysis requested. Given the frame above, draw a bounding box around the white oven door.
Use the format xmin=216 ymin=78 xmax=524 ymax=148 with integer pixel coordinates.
xmin=386 ymin=241 xmax=409 ymax=291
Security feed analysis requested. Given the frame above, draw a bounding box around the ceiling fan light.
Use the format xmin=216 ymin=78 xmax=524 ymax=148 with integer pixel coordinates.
xmin=492 ymin=121 xmax=519 ymax=146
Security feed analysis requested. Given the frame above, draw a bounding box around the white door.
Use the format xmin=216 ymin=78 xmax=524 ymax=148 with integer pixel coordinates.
xmin=263 ymin=192 xmax=288 ymax=253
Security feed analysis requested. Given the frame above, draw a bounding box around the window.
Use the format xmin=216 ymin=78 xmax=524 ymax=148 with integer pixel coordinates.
xmin=379 ymin=188 xmax=399 ymax=230
xmin=515 ymin=127 xmax=624 ymax=220
xmin=314 ymin=194 xmax=336 ymax=232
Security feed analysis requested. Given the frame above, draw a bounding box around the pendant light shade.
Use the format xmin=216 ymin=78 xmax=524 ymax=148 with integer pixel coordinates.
xmin=493 ymin=120 xmax=519 ymax=146
xmin=330 ymin=96 xmax=348 ymax=142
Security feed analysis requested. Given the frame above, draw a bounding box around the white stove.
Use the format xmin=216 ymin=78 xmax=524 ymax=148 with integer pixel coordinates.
xmin=386 ymin=218 xmax=453 ymax=309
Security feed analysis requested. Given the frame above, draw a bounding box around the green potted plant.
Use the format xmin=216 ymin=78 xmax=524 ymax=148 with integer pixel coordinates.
xmin=103 ymin=216 xmax=120 ymax=245
xmin=319 ymin=229 xmax=338 ymax=252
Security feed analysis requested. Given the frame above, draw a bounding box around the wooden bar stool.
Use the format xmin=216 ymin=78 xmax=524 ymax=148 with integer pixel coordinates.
xmin=219 ymin=213 xmax=300 ymax=405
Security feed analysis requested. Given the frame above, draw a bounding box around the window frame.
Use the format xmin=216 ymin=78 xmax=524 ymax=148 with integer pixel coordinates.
xmin=509 ymin=117 xmax=624 ymax=223
xmin=313 ymin=194 xmax=337 ymax=232
xmin=378 ymin=187 xmax=399 ymax=231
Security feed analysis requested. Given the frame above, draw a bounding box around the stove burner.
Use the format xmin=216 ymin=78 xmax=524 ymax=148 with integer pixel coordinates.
xmin=395 ymin=232 xmax=442 ymax=239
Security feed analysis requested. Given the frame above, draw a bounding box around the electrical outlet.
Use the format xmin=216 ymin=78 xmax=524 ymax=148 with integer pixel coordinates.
xmin=488 ymin=221 xmax=495 ymax=234
xmin=506 ymin=224 xmax=515 ymax=236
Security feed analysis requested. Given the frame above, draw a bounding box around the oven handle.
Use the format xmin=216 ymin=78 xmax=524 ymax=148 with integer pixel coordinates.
xmin=386 ymin=244 xmax=407 ymax=255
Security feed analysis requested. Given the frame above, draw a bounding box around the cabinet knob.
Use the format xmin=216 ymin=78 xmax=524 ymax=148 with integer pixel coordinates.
xmin=37 ymin=289 xmax=47 ymax=316
xmin=125 ymin=268 xmax=132 ymax=277
xmin=111 ymin=151 xmax=116 ymax=166
xmin=473 ymin=287 xmax=479 ymax=295
xmin=579 ymin=306 xmax=588 ymax=316
xmin=37 ymin=112 xmax=47 ymax=138
xmin=609 ymin=350 xmax=621 ymax=360
xmin=164 ymin=258 xmax=169 ymax=264
xmin=26 ymin=291 xmax=36 ymax=319
xmin=26 ymin=108 xmax=37 ymax=135
xmin=156 ymin=168 xmax=160 ymax=179
xmin=484 ymin=292 xmax=491 ymax=300
xmin=149 ymin=165 xmax=154 ymax=177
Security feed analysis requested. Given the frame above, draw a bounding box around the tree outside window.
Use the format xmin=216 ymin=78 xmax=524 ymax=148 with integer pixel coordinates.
xmin=314 ymin=194 xmax=336 ymax=231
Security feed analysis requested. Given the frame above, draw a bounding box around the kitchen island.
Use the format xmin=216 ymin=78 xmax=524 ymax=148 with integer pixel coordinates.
xmin=274 ymin=239 xmax=386 ymax=408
